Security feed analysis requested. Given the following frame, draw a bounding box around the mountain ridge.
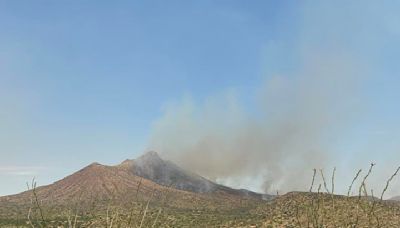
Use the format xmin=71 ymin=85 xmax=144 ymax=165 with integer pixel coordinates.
xmin=0 ymin=151 xmax=272 ymax=207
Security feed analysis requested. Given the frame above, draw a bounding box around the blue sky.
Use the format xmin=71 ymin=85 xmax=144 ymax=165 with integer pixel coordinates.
xmin=1 ymin=1 xmax=400 ymax=196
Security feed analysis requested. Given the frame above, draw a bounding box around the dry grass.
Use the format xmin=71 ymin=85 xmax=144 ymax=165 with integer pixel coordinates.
xmin=1 ymin=164 xmax=400 ymax=227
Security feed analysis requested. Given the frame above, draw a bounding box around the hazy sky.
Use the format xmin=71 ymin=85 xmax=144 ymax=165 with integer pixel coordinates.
xmin=1 ymin=1 xmax=400 ymax=196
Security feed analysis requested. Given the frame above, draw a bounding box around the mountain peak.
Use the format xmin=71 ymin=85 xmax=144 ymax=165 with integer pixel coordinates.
xmin=139 ymin=150 xmax=161 ymax=160
xmin=136 ymin=151 xmax=164 ymax=165
xmin=130 ymin=151 xmax=218 ymax=193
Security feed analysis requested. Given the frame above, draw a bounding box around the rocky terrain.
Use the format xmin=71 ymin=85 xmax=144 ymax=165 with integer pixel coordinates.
xmin=0 ymin=151 xmax=399 ymax=227
xmin=0 ymin=151 xmax=272 ymax=227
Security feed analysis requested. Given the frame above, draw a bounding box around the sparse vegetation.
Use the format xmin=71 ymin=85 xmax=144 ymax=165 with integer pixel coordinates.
xmin=1 ymin=161 xmax=400 ymax=227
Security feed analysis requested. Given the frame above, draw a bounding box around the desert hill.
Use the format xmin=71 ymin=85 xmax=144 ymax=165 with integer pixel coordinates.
xmin=1 ymin=152 xmax=400 ymax=227
xmin=1 ymin=151 xmax=268 ymax=202
xmin=120 ymin=151 xmax=269 ymax=199
xmin=0 ymin=151 xmax=271 ymax=226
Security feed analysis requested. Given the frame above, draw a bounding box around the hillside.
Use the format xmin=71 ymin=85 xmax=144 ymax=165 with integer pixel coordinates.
xmin=2 ymin=190 xmax=400 ymax=227
xmin=0 ymin=151 xmax=268 ymax=201
xmin=0 ymin=151 xmax=271 ymax=226
xmin=121 ymin=151 xmax=270 ymax=199
xmin=1 ymin=152 xmax=400 ymax=227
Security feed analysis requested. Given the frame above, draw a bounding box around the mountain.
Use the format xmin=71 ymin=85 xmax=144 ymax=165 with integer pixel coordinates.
xmin=122 ymin=151 xmax=273 ymax=199
xmin=119 ymin=151 xmax=217 ymax=193
xmin=2 ymin=152 xmax=400 ymax=227
xmin=389 ymin=196 xmax=400 ymax=201
xmin=0 ymin=151 xmax=272 ymax=220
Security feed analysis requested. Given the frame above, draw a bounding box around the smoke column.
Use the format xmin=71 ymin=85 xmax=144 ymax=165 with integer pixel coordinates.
xmin=148 ymin=53 xmax=362 ymax=193
xmin=147 ymin=1 xmax=400 ymax=195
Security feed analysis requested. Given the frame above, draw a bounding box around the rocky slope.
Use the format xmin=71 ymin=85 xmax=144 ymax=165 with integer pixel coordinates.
xmin=120 ymin=151 xmax=271 ymax=199
xmin=0 ymin=151 xmax=272 ymax=220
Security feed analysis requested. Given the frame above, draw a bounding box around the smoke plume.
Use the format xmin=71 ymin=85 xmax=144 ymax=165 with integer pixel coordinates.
xmin=148 ymin=52 xmax=364 ymax=193
xmin=147 ymin=1 xmax=399 ymax=194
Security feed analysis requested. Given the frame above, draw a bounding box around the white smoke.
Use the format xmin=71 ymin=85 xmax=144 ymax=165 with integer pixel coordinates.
xmin=147 ymin=1 xmax=400 ymax=196
xmin=148 ymin=51 xmax=364 ymax=193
